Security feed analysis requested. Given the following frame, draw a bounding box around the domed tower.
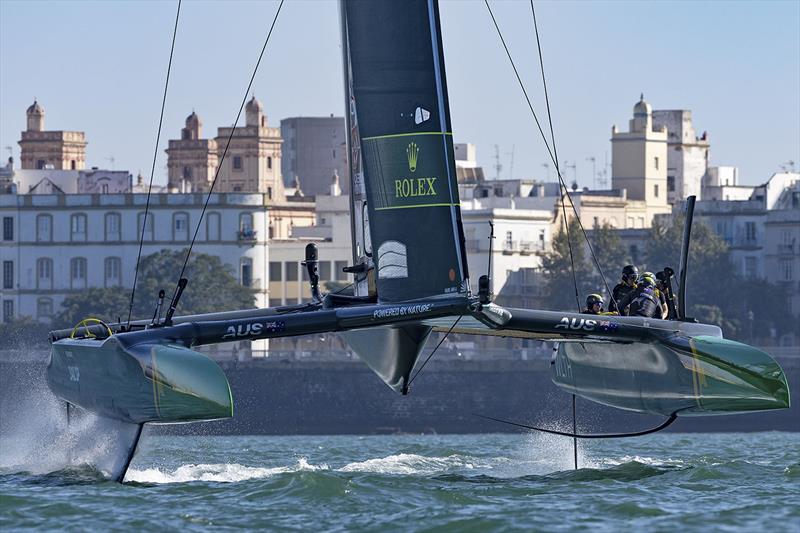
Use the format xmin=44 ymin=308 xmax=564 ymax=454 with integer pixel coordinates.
xmin=19 ymin=100 xmax=87 ymax=169
xmin=165 ymin=109 xmax=218 ymax=192
xmin=610 ymin=94 xmax=669 ymax=217
xmin=182 ymin=111 xmax=202 ymax=140
xmin=245 ymin=96 xmax=266 ymax=128
xmin=26 ymin=100 xmax=45 ymax=131
xmin=629 ymin=93 xmax=652 ymax=133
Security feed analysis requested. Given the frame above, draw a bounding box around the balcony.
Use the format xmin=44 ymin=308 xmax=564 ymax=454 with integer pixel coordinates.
xmin=777 ymin=244 xmax=796 ymax=255
xmin=237 ymin=229 xmax=257 ymax=242
xmin=501 ymin=240 xmax=546 ymax=255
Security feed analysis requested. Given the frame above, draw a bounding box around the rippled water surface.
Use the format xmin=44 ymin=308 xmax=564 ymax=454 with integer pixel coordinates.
xmin=2 ymin=432 xmax=799 ymax=531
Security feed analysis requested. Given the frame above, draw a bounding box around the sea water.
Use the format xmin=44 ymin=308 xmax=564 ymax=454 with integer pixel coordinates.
xmin=1 ymin=431 xmax=798 ymax=531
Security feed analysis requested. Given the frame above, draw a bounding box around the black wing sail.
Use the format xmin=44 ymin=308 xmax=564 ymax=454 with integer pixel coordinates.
xmin=342 ymin=0 xmax=469 ymax=303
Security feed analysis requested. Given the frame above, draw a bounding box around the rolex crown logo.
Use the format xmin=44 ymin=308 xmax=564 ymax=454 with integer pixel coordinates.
xmin=407 ymin=142 xmax=419 ymax=173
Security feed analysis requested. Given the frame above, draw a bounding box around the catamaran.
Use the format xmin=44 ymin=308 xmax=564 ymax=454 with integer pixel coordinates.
xmin=45 ymin=0 xmax=789 ymax=482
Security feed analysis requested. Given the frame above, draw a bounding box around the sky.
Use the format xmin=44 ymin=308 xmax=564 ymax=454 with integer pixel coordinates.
xmin=1 ymin=0 xmax=798 ymax=188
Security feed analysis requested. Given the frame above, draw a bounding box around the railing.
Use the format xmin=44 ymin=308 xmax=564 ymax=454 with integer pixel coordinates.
xmin=777 ymin=244 xmax=796 ymax=255
xmin=237 ymin=229 xmax=257 ymax=242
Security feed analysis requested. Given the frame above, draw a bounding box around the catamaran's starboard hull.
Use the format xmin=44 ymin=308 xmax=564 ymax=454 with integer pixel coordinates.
xmin=47 ymin=337 xmax=233 ymax=425
xmin=552 ymin=335 xmax=790 ymax=416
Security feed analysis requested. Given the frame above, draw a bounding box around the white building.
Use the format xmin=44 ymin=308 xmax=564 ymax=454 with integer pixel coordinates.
xmin=0 ymin=192 xmax=270 ymax=324
xmin=703 ymin=166 xmax=754 ymax=201
xmin=652 ymin=109 xmax=709 ymax=204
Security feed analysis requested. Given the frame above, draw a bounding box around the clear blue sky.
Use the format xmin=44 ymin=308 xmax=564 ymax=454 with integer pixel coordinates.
xmin=1 ymin=0 xmax=798 ymax=187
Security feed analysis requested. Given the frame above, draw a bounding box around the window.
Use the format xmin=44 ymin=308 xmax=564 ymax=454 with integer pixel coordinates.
xmin=538 ymin=229 xmax=545 ymax=250
xmin=269 ymin=298 xmax=283 ymax=307
xmin=183 ymin=166 xmax=192 ymax=179
xmin=654 ymin=184 xmax=659 ymax=198
xmin=3 ymin=261 xmax=13 ymax=289
xmin=101 ymin=184 xmax=109 ymax=194
xmin=285 ymin=261 xmax=298 ymax=281
xmin=781 ymin=259 xmax=793 ymax=281
xmin=269 ymin=262 xmax=282 ymax=281
xmin=667 ymin=175 xmax=675 ymax=192
xmin=37 ymin=297 xmax=53 ymax=320
xmin=593 ymin=217 xmax=599 ymax=228
xmin=70 ymin=257 xmax=87 ymax=289
xmin=70 ymin=213 xmax=87 ymax=241
xmin=206 ymin=212 xmax=221 ymax=241
xmin=335 ymin=260 xmax=348 ymax=281
xmin=173 ymin=212 xmax=189 ymax=241
xmin=332 ymin=149 xmax=336 ymax=159
xmin=654 ymin=157 xmax=659 ymax=170
xmin=70 ymin=160 xmax=76 ymax=170
xmin=36 ymin=258 xmax=53 ymax=289
xmin=319 ymin=261 xmax=331 ymax=281
xmin=37 ymin=159 xmax=46 ymax=169
xmin=36 ymin=214 xmax=52 ymax=242
xmin=505 ymin=231 xmax=513 ymax=250
xmin=104 ymin=257 xmax=122 ymax=287
xmin=3 ymin=300 xmax=13 ymax=323
xmin=240 ymin=258 xmax=253 ymax=287
xmin=105 ymin=213 xmax=121 ymax=241
xmin=2 ymin=217 xmax=13 ymax=241
xmin=233 ymin=156 xmax=243 ymax=170
xmin=267 ymin=156 xmax=272 ymax=169
xmin=745 ymin=257 xmax=757 ymax=279
xmin=745 ymin=222 xmax=756 ymax=242
xmin=138 ymin=212 xmax=154 ymax=241
xmin=240 ymin=213 xmax=253 ymax=232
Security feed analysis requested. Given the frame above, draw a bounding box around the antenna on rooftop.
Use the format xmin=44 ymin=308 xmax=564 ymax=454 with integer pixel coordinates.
xmin=586 ymin=156 xmax=596 ymax=189
xmin=493 ymin=145 xmax=503 ymax=180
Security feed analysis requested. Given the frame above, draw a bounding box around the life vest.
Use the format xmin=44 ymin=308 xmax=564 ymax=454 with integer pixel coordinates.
xmin=629 ymin=286 xmax=660 ymax=317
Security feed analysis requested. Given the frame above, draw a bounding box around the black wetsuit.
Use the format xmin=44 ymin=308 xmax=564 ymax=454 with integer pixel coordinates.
xmin=609 ymin=283 xmax=636 ymax=315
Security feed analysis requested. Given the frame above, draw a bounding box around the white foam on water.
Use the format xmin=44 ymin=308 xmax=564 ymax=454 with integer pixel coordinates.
xmin=126 ymin=458 xmax=327 ymax=484
xmin=602 ymin=455 xmax=685 ymax=468
xmin=0 ymin=363 xmax=141 ymax=478
xmin=337 ymin=453 xmax=481 ymax=475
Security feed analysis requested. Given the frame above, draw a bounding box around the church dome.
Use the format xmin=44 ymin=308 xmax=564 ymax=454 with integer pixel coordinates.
xmin=245 ymin=96 xmax=263 ymax=112
xmin=633 ymin=93 xmax=651 ymax=116
xmin=27 ymin=100 xmax=44 ymax=115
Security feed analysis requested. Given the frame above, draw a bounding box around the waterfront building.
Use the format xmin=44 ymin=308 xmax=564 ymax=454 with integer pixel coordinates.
xmin=703 ymin=166 xmax=754 ymax=201
xmin=280 ymin=116 xmax=347 ymax=197
xmin=652 ymin=109 xmax=710 ymax=204
xmin=18 ymin=100 xmax=87 ymax=171
xmin=610 ymin=95 xmax=672 ymax=226
xmin=165 ymin=112 xmax=218 ymax=193
xmin=0 ymin=192 xmax=271 ymax=324
xmin=165 ymin=96 xmax=284 ymax=198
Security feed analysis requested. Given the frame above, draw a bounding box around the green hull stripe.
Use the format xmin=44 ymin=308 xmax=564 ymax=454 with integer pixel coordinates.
xmin=362 ymin=131 xmax=452 ymax=141
xmin=374 ymin=202 xmax=459 ymax=211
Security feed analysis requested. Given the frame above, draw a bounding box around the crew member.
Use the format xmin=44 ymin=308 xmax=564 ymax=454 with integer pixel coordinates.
xmin=583 ymin=293 xmax=604 ymax=314
xmin=640 ymin=272 xmax=669 ymax=319
xmin=625 ymin=276 xmax=662 ymax=318
xmin=609 ymin=265 xmax=638 ymax=315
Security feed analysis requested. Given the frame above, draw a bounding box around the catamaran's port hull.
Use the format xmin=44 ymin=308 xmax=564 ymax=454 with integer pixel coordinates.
xmin=46 ymin=337 xmax=233 ymax=425
xmin=552 ymin=335 xmax=790 ymax=416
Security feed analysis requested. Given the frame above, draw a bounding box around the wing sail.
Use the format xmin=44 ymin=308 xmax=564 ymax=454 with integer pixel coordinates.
xmin=342 ymin=0 xmax=469 ymax=302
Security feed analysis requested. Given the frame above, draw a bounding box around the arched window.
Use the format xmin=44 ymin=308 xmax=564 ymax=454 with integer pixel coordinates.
xmin=36 ymin=214 xmax=52 ymax=242
xmin=138 ymin=212 xmax=154 ymax=241
xmin=173 ymin=212 xmax=189 ymax=241
xmin=104 ymin=257 xmax=122 ymax=287
xmin=105 ymin=212 xmax=121 ymax=241
xmin=206 ymin=212 xmax=221 ymax=241
xmin=70 ymin=213 xmax=87 ymax=242
xmin=37 ymin=297 xmax=54 ymax=321
xmin=36 ymin=258 xmax=53 ymax=289
xmin=70 ymin=257 xmax=87 ymax=289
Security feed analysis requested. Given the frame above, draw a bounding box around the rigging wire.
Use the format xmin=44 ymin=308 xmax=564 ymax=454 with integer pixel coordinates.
xmin=126 ymin=0 xmax=182 ymax=327
xmin=167 ymin=0 xmax=285 ymax=313
xmin=407 ymin=314 xmax=464 ymax=387
xmin=484 ymin=0 xmax=617 ymax=311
